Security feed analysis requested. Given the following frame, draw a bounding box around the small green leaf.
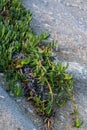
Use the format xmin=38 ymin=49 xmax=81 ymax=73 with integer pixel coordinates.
xmin=13 ymin=83 xmax=22 ymax=97
xmin=74 ymin=118 xmax=83 ymax=128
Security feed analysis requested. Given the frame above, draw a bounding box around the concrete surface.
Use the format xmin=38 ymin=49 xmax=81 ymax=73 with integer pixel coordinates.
xmin=0 ymin=77 xmax=37 ymax=130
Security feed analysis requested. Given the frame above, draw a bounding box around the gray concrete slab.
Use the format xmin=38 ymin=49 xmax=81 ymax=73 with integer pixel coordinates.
xmin=0 ymin=86 xmax=37 ymax=130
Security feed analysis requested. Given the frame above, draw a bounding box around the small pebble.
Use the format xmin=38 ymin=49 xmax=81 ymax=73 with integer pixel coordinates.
xmin=59 ymin=114 xmax=65 ymax=121
xmin=0 ymin=95 xmax=5 ymax=99
xmin=16 ymin=99 xmax=21 ymax=102
xmin=27 ymin=107 xmax=33 ymax=113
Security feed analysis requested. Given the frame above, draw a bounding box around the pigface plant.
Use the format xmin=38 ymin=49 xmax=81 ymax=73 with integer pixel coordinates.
xmin=0 ymin=0 xmax=82 ymax=129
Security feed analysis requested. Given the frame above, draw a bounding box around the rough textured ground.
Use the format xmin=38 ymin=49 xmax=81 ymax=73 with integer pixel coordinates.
xmin=0 ymin=74 xmax=37 ymax=130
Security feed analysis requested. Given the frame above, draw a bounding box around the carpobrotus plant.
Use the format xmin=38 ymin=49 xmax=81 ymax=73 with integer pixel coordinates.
xmin=0 ymin=0 xmax=82 ymax=129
